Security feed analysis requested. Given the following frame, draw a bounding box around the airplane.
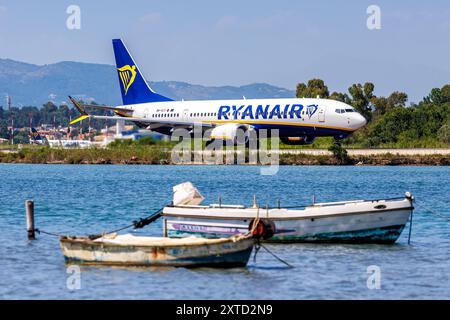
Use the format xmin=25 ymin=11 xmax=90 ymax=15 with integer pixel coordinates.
xmin=29 ymin=127 xmax=102 ymax=148
xmin=29 ymin=127 xmax=46 ymax=145
xmin=69 ymin=39 xmax=367 ymax=147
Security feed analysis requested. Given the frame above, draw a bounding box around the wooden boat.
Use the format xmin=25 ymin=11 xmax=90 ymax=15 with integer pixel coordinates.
xmin=59 ymin=233 xmax=255 ymax=268
xmin=163 ymin=185 xmax=415 ymax=244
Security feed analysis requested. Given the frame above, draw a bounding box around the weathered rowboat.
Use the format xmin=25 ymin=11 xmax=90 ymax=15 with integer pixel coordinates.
xmin=162 ymin=183 xmax=415 ymax=244
xmin=60 ymin=233 xmax=255 ymax=268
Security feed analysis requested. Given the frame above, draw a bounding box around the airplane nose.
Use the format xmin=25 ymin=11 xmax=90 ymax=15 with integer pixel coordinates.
xmin=357 ymin=114 xmax=367 ymax=128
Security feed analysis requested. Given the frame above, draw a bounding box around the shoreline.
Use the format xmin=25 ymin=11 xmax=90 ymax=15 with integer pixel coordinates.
xmin=0 ymin=147 xmax=449 ymax=165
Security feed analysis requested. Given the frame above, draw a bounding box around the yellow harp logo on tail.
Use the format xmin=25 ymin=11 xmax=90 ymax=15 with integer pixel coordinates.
xmin=117 ymin=65 xmax=137 ymax=95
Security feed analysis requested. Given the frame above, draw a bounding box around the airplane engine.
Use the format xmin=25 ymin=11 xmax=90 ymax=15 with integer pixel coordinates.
xmin=209 ymin=123 xmax=250 ymax=145
xmin=280 ymin=136 xmax=316 ymax=145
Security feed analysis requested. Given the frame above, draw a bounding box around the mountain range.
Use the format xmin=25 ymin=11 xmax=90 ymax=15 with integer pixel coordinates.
xmin=0 ymin=59 xmax=295 ymax=107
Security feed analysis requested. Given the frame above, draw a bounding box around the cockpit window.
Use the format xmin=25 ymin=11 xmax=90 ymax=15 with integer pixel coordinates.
xmin=345 ymin=109 xmax=354 ymax=112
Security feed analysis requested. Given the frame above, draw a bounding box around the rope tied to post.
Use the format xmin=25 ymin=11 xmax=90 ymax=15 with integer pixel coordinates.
xmin=33 ymin=229 xmax=63 ymax=238
xmin=25 ymin=202 xmax=167 ymax=240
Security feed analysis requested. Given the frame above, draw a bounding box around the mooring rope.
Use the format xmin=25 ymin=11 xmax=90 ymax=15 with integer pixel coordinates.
xmin=260 ymin=243 xmax=294 ymax=268
xmin=253 ymin=240 xmax=294 ymax=268
xmin=86 ymin=206 xmax=166 ymax=239
xmin=416 ymin=202 xmax=450 ymax=222
xmin=31 ymin=207 xmax=167 ymax=240
xmin=33 ymin=228 xmax=63 ymax=237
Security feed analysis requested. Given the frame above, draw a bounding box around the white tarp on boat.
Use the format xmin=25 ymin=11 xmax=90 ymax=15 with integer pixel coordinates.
xmin=93 ymin=233 xmax=244 ymax=246
xmin=172 ymin=182 xmax=204 ymax=206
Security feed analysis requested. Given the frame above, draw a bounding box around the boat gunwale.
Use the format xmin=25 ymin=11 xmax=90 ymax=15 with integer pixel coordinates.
xmin=167 ymin=196 xmax=410 ymax=211
xmin=59 ymin=234 xmax=254 ymax=248
xmin=162 ymin=206 xmax=414 ymax=221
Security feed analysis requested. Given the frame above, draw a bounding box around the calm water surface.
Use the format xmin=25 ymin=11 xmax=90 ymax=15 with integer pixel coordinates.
xmin=0 ymin=164 xmax=449 ymax=299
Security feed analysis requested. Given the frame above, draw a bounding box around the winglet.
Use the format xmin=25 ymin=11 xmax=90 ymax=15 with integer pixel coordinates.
xmin=70 ymin=114 xmax=89 ymax=125
xmin=69 ymin=96 xmax=89 ymax=125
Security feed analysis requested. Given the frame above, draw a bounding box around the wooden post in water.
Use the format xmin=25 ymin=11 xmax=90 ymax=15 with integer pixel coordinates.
xmin=25 ymin=200 xmax=35 ymax=240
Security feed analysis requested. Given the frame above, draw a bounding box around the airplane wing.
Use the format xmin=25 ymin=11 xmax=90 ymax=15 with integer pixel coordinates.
xmin=68 ymin=96 xmax=215 ymax=129
xmin=68 ymin=96 xmax=132 ymax=114
xmin=84 ymin=114 xmax=215 ymax=129
xmin=79 ymin=103 xmax=131 ymax=113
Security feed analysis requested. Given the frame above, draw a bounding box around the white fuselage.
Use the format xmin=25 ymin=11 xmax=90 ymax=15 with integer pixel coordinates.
xmin=118 ymin=97 xmax=366 ymax=138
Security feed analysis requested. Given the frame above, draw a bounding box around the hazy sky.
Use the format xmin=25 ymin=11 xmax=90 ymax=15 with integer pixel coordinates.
xmin=0 ymin=0 xmax=449 ymax=102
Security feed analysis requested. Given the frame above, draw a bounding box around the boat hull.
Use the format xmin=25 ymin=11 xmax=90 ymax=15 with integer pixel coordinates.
xmin=164 ymin=206 xmax=412 ymax=244
xmin=60 ymin=236 xmax=254 ymax=268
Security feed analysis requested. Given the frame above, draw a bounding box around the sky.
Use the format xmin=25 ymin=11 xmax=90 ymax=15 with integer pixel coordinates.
xmin=0 ymin=0 xmax=449 ymax=103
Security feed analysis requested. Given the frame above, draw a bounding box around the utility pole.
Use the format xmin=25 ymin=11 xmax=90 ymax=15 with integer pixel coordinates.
xmin=7 ymin=95 xmax=13 ymax=145
xmin=105 ymin=110 xmax=108 ymax=138
xmin=68 ymin=108 xmax=72 ymax=139
xmin=88 ymin=116 xmax=92 ymax=141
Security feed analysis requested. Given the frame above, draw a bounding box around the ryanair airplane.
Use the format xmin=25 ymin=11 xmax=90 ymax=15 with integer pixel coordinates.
xmin=70 ymin=39 xmax=366 ymax=146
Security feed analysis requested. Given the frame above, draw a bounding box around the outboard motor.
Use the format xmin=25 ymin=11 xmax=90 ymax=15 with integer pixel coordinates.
xmin=172 ymin=182 xmax=205 ymax=206
xmin=249 ymin=219 xmax=275 ymax=240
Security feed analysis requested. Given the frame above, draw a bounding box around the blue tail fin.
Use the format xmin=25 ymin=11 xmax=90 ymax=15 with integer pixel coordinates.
xmin=112 ymin=39 xmax=172 ymax=105
xmin=30 ymin=128 xmax=45 ymax=144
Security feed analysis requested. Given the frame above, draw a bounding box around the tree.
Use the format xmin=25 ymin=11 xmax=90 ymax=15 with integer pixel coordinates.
xmin=438 ymin=120 xmax=450 ymax=144
xmin=372 ymin=91 xmax=408 ymax=116
xmin=0 ymin=122 xmax=8 ymax=139
xmin=348 ymin=82 xmax=375 ymax=122
xmin=296 ymin=79 xmax=329 ymax=98
xmin=423 ymin=85 xmax=450 ymax=105
xmin=329 ymin=91 xmax=351 ymax=104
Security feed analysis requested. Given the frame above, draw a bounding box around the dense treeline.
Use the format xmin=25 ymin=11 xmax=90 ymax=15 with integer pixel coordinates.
xmin=296 ymin=80 xmax=450 ymax=147
xmin=0 ymin=101 xmax=113 ymax=143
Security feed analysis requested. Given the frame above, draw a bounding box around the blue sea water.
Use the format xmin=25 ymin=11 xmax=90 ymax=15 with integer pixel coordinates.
xmin=0 ymin=164 xmax=449 ymax=299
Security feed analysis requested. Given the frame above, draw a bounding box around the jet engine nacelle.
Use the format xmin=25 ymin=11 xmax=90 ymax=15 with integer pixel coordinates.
xmin=280 ymin=136 xmax=316 ymax=145
xmin=209 ymin=123 xmax=250 ymax=145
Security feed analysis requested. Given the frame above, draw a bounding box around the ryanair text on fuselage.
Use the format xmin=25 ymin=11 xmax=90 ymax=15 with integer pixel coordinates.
xmin=217 ymin=104 xmax=318 ymax=120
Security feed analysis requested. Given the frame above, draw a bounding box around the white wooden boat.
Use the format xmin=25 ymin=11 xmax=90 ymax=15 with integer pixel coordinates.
xmin=162 ymin=183 xmax=414 ymax=244
xmin=59 ymin=233 xmax=255 ymax=268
